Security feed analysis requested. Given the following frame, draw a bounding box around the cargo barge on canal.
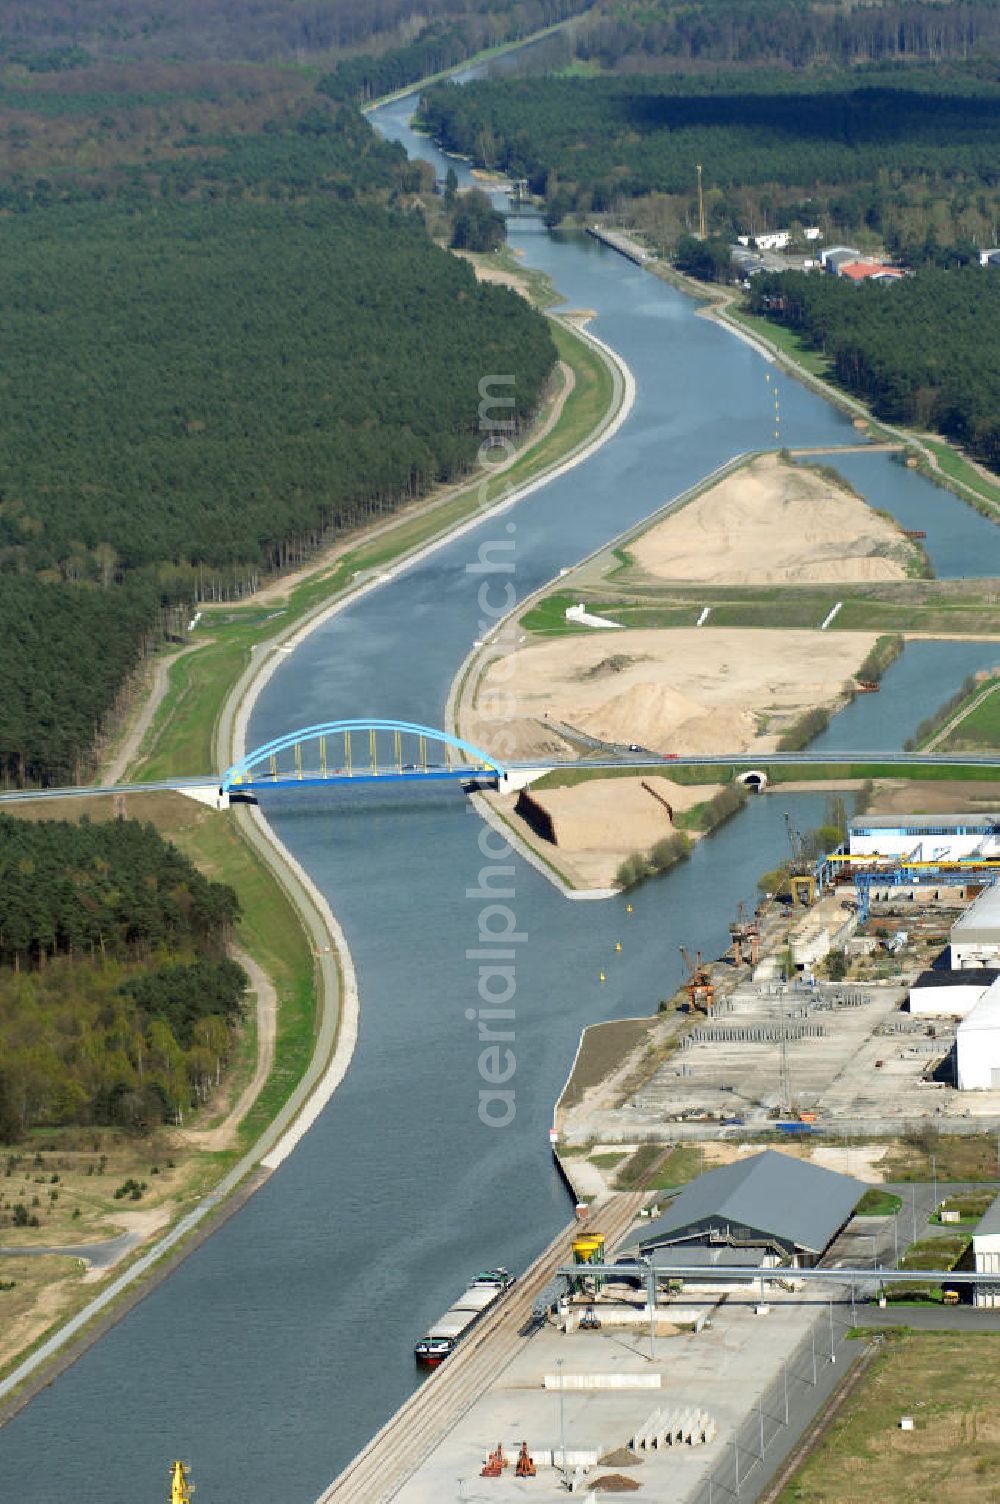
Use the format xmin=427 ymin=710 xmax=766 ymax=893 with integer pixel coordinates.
xmin=414 ymin=1269 xmax=515 ymax=1366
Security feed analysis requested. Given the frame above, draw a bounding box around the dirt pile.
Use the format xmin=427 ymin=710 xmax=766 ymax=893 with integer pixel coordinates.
xmin=631 ymin=453 xmax=913 ymax=585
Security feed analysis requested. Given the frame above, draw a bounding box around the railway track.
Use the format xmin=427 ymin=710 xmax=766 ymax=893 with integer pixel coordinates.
xmin=316 ymin=1191 xmax=645 ymax=1504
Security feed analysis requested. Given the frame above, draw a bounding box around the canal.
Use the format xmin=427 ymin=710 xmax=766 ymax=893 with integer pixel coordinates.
xmin=1 ymin=73 xmax=997 ymax=1504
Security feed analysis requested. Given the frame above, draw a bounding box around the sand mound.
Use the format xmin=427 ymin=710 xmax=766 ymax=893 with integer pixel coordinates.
xmin=474 ymin=628 xmax=874 ymax=758
xmin=631 ymin=453 xmax=911 ymax=585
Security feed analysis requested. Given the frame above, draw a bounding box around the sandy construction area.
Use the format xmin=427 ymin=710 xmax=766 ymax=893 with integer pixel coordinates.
xmin=631 ymin=454 xmax=912 ymax=584
xmin=497 ymin=775 xmax=722 ymax=888
xmin=468 ymin=628 xmax=876 ymax=760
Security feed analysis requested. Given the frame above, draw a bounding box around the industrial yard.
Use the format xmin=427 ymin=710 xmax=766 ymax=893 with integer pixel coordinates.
xmin=315 ymin=807 xmax=1000 ymax=1503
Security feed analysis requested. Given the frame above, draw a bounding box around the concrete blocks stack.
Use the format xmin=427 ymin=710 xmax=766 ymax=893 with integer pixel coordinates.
xmin=631 ymin=1406 xmax=716 ymax=1450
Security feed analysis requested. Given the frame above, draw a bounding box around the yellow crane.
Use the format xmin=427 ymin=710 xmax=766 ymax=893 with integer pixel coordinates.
xmin=170 ymin=1462 xmax=194 ymax=1504
xmin=696 ymin=163 xmax=706 ymax=239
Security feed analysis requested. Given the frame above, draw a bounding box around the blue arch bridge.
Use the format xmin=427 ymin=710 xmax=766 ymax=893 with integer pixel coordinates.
xmin=221 ymin=720 xmax=508 ymax=795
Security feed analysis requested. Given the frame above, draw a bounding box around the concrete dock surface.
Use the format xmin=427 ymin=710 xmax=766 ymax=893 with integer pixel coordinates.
xmin=394 ymin=1285 xmax=849 ymax=1502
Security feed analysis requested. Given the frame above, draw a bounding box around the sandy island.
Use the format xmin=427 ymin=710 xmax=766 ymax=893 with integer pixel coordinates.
xmin=630 ymin=453 xmax=914 ymax=585
xmin=467 ymin=627 xmax=875 ymax=888
xmin=469 ymin=627 xmax=876 ymax=760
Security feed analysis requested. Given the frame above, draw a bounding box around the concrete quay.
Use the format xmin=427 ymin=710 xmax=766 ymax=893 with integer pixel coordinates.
xmin=392 ymin=1285 xmax=854 ymax=1503
xmin=316 ymin=1194 xmax=644 ymax=1504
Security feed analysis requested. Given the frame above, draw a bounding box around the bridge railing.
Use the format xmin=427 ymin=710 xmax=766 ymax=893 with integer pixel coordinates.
xmin=222 ymin=719 xmax=506 ymax=792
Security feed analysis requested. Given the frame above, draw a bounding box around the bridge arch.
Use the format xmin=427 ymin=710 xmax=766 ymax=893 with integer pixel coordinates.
xmin=221 ymin=719 xmax=506 ymax=792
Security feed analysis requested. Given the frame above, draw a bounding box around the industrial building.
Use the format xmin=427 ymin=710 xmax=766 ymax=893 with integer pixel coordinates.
xmin=908 ymin=967 xmax=1000 ymax=1017
xmin=950 ymin=884 xmax=1000 ymax=968
xmin=957 ymin=978 xmax=1000 ymax=1089
xmin=621 ymin=1151 xmax=865 ymax=1269
xmin=820 ymin=245 xmax=860 ymax=273
xmin=849 ymin=813 xmax=1000 ymax=862
xmin=973 ymin=1193 xmax=1000 ymax=1308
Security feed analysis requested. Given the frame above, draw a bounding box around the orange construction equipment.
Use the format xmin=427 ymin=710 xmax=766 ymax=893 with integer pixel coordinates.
xmin=515 ymin=1441 xmax=537 ymax=1477
xmin=680 ymin=946 xmax=715 ymax=1014
xmin=481 ymin=1443 xmax=509 ymax=1477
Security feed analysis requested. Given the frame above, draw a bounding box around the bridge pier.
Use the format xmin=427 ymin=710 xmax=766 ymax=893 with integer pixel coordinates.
xmin=176 ymin=785 xmax=230 ymax=810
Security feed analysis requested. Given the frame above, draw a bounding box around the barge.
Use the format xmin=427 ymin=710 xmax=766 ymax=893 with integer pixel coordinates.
xmin=414 ymin=1268 xmax=515 ymax=1367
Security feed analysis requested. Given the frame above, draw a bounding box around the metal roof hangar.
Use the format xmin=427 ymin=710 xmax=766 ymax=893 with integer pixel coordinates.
xmin=624 ymin=1151 xmax=865 ymax=1269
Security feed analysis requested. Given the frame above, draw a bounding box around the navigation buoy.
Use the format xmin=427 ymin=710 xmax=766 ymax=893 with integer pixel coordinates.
xmin=615 ymin=942 xmax=622 ymax=953
xmin=626 ymin=903 xmax=633 ymax=913
xmin=599 ymin=971 xmax=606 ymax=983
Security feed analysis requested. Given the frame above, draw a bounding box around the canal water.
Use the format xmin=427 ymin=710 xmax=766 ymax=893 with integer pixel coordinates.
xmin=2 ymin=77 xmax=998 ymax=1504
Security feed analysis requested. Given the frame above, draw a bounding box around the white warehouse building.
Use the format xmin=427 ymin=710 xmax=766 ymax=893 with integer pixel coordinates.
xmin=908 ymin=968 xmax=999 ymax=1017
xmin=957 ymin=977 xmax=1000 ymax=1090
xmin=950 ymin=884 xmax=1000 ymax=968
xmin=973 ymin=1194 xmax=1000 ymax=1308
xmin=849 ymin=814 xmax=1000 ymax=863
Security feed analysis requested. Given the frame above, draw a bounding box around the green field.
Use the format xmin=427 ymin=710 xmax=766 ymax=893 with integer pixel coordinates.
xmin=776 ymin=1332 xmax=1000 ymax=1504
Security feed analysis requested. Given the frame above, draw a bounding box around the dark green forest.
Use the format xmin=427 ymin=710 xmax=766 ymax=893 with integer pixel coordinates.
xmin=0 ymin=815 xmax=246 ymax=1136
xmin=0 ymin=0 xmax=581 ymax=65
xmin=747 ymin=269 xmax=1000 ymax=468
xmin=574 ymin=0 xmax=1000 ymax=70
xmin=420 ymin=66 xmax=1000 ymax=226
xmin=0 ymin=96 xmax=555 ymax=786
xmin=317 ymin=0 xmax=588 ymax=103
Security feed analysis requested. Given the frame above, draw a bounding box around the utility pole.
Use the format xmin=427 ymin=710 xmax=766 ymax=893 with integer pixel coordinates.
xmin=696 ymin=163 xmax=706 ymax=239
xmin=557 ymin=1357 xmax=567 ymax=1484
xmin=644 ymin=1258 xmax=657 ymax=1362
xmin=828 ymin=1298 xmax=835 ymax=1362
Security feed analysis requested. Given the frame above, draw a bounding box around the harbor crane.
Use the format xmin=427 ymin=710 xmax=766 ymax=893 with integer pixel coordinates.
xmin=783 ymin=813 xmax=817 ymax=906
xmin=729 ymin=901 xmax=760 ymax=966
xmin=679 ymin=946 xmax=715 ymax=1014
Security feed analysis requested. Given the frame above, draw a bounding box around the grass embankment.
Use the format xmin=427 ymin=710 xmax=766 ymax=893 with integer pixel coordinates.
xmin=906 ymin=673 xmax=1000 ymax=752
xmin=879 ymin=1133 xmax=1000 ymax=1183
xmin=775 ymin=1332 xmax=1000 ymax=1504
xmin=933 ymin=678 xmax=1000 ymax=752
xmin=0 ymin=791 xmax=316 ymax=1380
xmin=557 ymin=1016 xmax=657 ymax=1114
xmin=932 ymin=1191 xmax=997 ymax=1225
xmin=133 ymin=316 xmax=615 ymax=783
xmin=530 ymin=585 xmax=1000 ymax=638
xmin=918 ymin=438 xmax=1000 ymax=516
xmin=855 ymin=1188 xmax=903 ymax=1217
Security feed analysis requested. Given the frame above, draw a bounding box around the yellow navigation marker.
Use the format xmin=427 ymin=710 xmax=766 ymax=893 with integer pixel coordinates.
xmin=615 ymin=941 xmax=622 ymax=953
xmin=599 ymin=971 xmax=606 ymax=983
xmin=626 ymin=903 xmax=633 ymax=913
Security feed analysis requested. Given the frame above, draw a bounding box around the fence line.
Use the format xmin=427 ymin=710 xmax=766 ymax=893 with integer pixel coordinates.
xmin=686 ymin=1301 xmax=862 ymax=1504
